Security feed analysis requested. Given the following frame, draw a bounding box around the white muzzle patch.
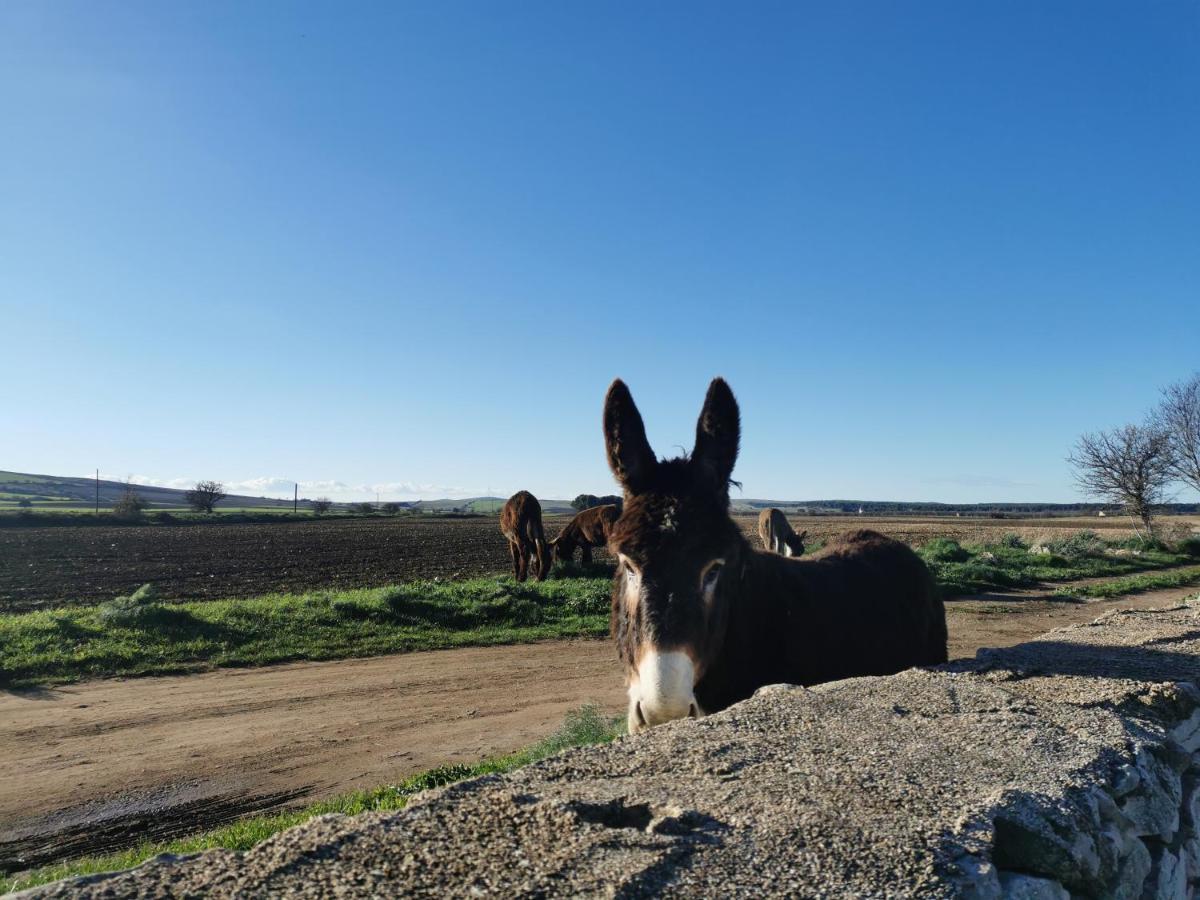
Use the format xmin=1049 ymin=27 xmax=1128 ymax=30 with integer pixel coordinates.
xmin=628 ymin=650 xmax=700 ymax=733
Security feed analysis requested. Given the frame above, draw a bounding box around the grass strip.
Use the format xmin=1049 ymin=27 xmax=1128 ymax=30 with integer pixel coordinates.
xmin=2 ymin=705 xmax=624 ymax=894
xmin=0 ymin=566 xmax=614 ymax=688
xmin=1052 ymin=565 xmax=1200 ymax=600
xmin=3 ymin=540 xmax=1196 ymax=687
xmin=916 ymin=535 xmax=1192 ymax=597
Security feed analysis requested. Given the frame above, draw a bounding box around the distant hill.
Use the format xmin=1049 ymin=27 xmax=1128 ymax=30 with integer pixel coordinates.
xmin=0 ymin=471 xmax=311 ymax=510
xmin=0 ymin=471 xmax=579 ymax=514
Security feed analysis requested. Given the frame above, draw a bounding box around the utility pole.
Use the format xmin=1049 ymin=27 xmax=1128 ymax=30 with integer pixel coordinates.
xmin=95 ymin=469 xmax=99 ymax=514
xmin=294 ymin=483 xmax=298 ymax=514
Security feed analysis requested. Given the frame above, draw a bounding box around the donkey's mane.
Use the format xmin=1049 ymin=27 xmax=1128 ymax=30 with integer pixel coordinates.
xmin=636 ymin=456 xmax=742 ymax=500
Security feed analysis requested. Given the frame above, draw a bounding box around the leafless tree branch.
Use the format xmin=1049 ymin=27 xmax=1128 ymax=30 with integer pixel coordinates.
xmin=1155 ymin=373 xmax=1200 ymax=496
xmin=1067 ymin=423 xmax=1174 ymax=538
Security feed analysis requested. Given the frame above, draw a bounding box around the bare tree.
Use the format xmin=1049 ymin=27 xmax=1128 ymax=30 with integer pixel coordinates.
xmin=1068 ymin=424 xmax=1174 ymax=538
xmin=113 ymin=480 xmax=148 ymax=519
xmin=184 ymin=480 xmax=227 ymax=514
xmin=312 ymin=497 xmax=333 ymax=516
xmin=1155 ymin=373 xmax=1200 ymax=496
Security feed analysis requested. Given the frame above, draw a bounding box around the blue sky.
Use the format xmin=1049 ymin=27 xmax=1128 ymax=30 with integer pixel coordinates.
xmin=3 ymin=2 xmax=1197 ymax=503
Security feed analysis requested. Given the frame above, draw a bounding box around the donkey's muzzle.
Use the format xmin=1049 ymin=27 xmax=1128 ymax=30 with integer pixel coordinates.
xmin=627 ymin=650 xmax=701 ymax=733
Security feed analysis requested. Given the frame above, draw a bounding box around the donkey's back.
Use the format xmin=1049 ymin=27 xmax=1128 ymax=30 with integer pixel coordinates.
xmin=500 ymin=491 xmax=544 ymax=541
xmin=721 ymin=530 xmax=946 ymax=706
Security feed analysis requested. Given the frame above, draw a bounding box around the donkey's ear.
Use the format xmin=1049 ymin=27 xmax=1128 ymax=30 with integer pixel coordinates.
xmin=604 ymin=379 xmax=656 ymax=493
xmin=692 ymin=378 xmax=740 ymax=491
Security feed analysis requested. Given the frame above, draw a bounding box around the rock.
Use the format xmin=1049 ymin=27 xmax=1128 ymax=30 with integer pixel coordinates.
xmin=1140 ymin=844 xmax=1185 ymax=900
xmin=996 ymin=871 xmax=1069 ymax=899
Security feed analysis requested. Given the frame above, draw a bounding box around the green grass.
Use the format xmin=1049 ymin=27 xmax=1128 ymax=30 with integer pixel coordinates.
xmin=1052 ymin=565 xmax=1200 ymax=600
xmin=0 ymin=574 xmax=614 ymax=687
xmin=2 ymin=704 xmax=624 ymax=894
xmin=917 ymin=536 xmax=1190 ymax=597
xmin=3 ymin=533 xmax=1194 ymax=687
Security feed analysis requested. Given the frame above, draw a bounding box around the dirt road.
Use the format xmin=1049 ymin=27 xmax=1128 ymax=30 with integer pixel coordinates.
xmin=0 ymin=640 xmax=626 ymax=870
xmin=3 ymin=585 xmax=1198 ymax=872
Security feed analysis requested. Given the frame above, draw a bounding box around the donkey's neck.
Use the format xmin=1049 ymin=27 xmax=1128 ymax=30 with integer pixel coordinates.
xmin=696 ymin=542 xmax=812 ymax=710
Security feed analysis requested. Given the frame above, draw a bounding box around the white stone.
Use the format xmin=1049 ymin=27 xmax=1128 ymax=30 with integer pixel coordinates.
xmin=996 ymin=871 xmax=1069 ymax=899
xmin=1170 ymin=711 xmax=1200 ymax=754
xmin=1141 ymin=846 xmax=1187 ymax=900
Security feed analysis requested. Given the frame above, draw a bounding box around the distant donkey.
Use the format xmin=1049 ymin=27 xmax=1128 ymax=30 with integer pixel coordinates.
xmin=603 ymin=377 xmax=948 ymax=733
xmin=758 ymin=508 xmax=807 ymax=557
xmin=551 ymin=504 xmax=621 ymax=565
xmin=500 ymin=491 xmax=550 ymax=582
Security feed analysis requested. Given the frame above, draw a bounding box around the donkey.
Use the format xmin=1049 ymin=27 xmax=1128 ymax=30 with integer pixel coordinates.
xmin=758 ymin=508 xmax=807 ymax=557
xmin=499 ymin=491 xmax=550 ymax=582
xmin=551 ymin=504 xmax=621 ymax=565
xmin=603 ymin=378 xmax=948 ymax=733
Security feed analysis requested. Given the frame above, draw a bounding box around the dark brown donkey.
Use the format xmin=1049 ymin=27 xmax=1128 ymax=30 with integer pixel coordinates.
xmin=551 ymin=504 xmax=621 ymax=565
xmin=499 ymin=491 xmax=550 ymax=582
xmin=603 ymin=378 xmax=947 ymax=733
xmin=757 ymin=507 xmax=807 ymax=557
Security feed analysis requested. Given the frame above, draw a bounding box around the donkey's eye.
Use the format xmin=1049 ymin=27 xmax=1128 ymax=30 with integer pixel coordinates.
xmin=619 ymin=554 xmax=639 ymax=581
xmin=702 ymin=562 xmax=724 ymax=590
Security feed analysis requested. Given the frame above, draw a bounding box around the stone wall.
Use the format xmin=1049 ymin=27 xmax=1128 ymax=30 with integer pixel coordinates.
xmin=25 ymin=601 xmax=1200 ymax=898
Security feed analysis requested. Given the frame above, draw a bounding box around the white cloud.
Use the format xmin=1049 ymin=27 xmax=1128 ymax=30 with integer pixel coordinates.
xmin=129 ymin=475 xmax=198 ymax=491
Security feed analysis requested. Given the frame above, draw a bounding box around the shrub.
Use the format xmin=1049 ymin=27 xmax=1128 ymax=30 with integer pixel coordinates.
xmin=97 ymin=583 xmax=162 ymax=626
xmin=152 ymin=511 xmax=176 ymax=525
xmin=919 ymin=538 xmax=970 ymax=563
xmin=381 ymin=502 xmax=401 ymax=515
xmin=355 ymin=502 xmax=376 ymax=516
xmin=1160 ymin=521 xmax=1198 ymax=548
xmin=1046 ymin=530 xmax=1106 ymax=561
xmin=112 ymin=484 xmax=148 ymax=520
xmin=16 ymin=498 xmax=32 ymax=508
xmin=1116 ymin=534 xmax=1168 ymax=553
xmin=1177 ymin=536 xmax=1200 ymax=558
xmin=998 ymin=533 xmax=1026 ymax=550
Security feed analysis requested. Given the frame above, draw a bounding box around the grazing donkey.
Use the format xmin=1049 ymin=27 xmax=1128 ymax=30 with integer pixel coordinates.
xmin=757 ymin=508 xmax=807 ymax=557
xmin=500 ymin=491 xmax=550 ymax=582
xmin=603 ymin=378 xmax=947 ymax=733
xmin=551 ymin=504 xmax=621 ymax=565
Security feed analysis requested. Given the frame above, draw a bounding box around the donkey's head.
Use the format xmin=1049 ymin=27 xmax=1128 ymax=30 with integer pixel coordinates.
xmin=783 ymin=529 xmax=808 ymax=557
xmin=603 ymin=378 xmax=746 ymax=733
xmin=549 ymin=535 xmax=574 ymax=564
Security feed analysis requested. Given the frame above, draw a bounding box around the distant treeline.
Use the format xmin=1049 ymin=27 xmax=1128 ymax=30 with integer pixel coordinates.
xmin=570 ymin=494 xmax=623 ymax=512
xmin=736 ymin=500 xmax=1200 ymax=517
